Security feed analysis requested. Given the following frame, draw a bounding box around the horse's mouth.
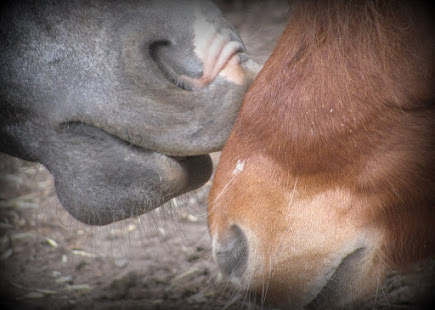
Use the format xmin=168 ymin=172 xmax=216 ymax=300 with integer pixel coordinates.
xmin=305 ymin=247 xmax=367 ymax=309
xmin=53 ymin=121 xmax=212 ymax=225
xmin=59 ymin=120 xmax=209 ymax=160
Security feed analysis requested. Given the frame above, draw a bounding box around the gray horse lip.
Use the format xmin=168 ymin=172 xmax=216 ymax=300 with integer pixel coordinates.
xmin=50 ymin=121 xmax=212 ymax=225
xmin=58 ymin=121 xmax=213 ymax=192
xmin=171 ymin=156 xmax=188 ymax=161
xmin=59 ymin=121 xmax=204 ymax=163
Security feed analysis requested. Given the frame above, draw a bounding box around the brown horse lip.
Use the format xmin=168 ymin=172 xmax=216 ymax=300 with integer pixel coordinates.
xmin=305 ymin=247 xmax=367 ymax=309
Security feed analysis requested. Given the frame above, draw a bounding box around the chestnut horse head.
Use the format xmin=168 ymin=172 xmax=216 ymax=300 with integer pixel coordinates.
xmin=209 ymin=1 xmax=434 ymax=308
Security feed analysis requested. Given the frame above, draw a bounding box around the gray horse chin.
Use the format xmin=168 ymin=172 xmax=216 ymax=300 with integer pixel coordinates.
xmin=45 ymin=124 xmax=212 ymax=225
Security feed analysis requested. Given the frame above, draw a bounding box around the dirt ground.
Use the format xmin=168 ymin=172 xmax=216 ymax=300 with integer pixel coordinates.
xmin=1 ymin=1 xmax=433 ymax=310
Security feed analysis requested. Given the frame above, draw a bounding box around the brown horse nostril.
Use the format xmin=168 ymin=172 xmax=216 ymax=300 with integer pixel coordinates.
xmin=214 ymin=225 xmax=248 ymax=278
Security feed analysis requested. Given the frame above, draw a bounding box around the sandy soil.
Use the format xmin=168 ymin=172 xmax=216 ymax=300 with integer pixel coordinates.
xmin=1 ymin=1 xmax=433 ymax=310
xmin=0 ymin=153 xmax=250 ymax=310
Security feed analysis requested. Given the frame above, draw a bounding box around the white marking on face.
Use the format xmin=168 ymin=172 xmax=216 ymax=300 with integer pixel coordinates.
xmin=211 ymin=159 xmax=246 ymax=206
xmin=233 ymin=159 xmax=245 ymax=175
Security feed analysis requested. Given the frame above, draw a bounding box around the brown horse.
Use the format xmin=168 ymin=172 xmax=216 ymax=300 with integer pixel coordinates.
xmin=208 ymin=0 xmax=434 ymax=308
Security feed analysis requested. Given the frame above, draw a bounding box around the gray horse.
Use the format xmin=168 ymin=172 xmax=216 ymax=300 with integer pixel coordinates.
xmin=0 ymin=0 xmax=258 ymax=225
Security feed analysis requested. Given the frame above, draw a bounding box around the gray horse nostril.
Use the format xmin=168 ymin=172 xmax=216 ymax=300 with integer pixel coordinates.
xmin=215 ymin=225 xmax=248 ymax=278
xmin=148 ymin=40 xmax=202 ymax=91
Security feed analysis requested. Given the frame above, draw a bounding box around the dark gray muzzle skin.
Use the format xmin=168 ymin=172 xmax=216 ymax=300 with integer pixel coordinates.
xmin=0 ymin=0 xmax=258 ymax=225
